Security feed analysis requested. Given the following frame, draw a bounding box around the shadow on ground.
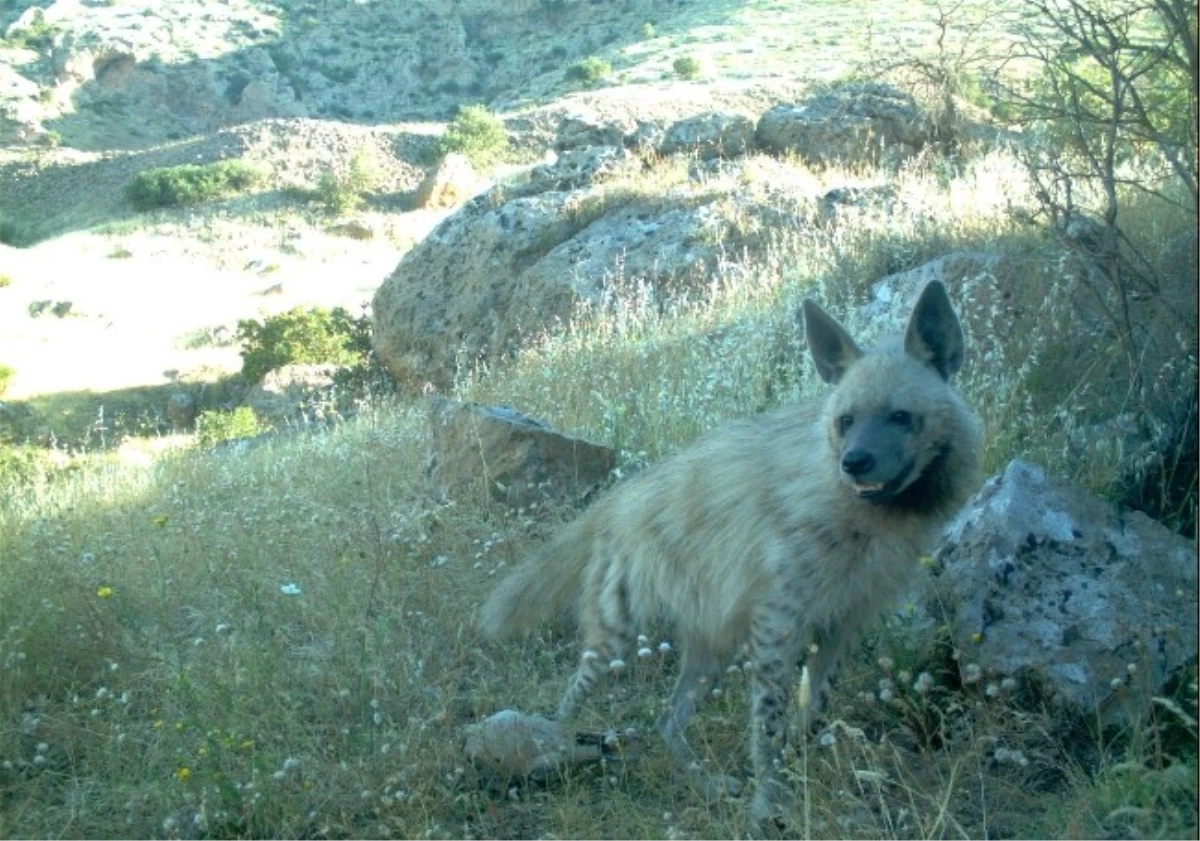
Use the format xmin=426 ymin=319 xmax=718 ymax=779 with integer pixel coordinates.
xmin=2 ymin=377 xmax=248 ymax=450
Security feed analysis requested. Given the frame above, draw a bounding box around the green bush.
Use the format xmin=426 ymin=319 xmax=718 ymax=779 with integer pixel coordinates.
xmin=235 ymin=306 xmax=364 ymax=384
xmin=436 ymin=104 xmax=508 ymax=167
xmin=5 ymin=10 xmax=58 ymax=51
xmin=0 ymin=216 xmax=31 ymax=246
xmin=195 ymin=407 xmax=264 ymax=448
xmin=126 ymin=160 xmax=264 ymax=211
xmin=565 ymin=56 xmax=612 ymax=86
xmin=0 ymin=444 xmax=54 ymax=489
xmin=313 ymin=148 xmax=380 ymax=214
xmin=0 ymin=363 xmax=12 ymax=397
xmin=314 ymin=169 xmax=361 ymax=214
xmin=673 ymin=55 xmax=702 ymax=80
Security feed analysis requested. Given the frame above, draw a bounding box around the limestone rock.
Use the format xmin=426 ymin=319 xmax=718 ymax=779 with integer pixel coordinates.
xmin=165 ymin=392 xmax=197 ymax=430
xmin=371 ymin=182 xmax=741 ymax=391
xmin=245 ymin=363 xmax=341 ymax=424
xmin=659 ymin=111 xmax=755 ymax=160
xmin=933 ymin=459 xmax=1198 ymax=723
xmin=756 ymin=83 xmax=932 ymax=167
xmin=554 ymin=104 xmax=639 ymax=151
xmin=426 ymin=398 xmax=615 ymax=510
xmin=527 ymin=146 xmax=635 ymax=192
xmin=414 ymin=153 xmax=485 ymax=210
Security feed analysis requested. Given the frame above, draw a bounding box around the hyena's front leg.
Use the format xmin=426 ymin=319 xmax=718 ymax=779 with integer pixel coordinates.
xmin=659 ymin=646 xmax=742 ymax=798
xmin=801 ymin=619 xmax=860 ymax=729
xmin=747 ymin=607 xmax=802 ymax=830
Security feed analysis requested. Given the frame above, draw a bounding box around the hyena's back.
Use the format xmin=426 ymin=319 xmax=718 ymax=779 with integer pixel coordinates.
xmin=482 ymin=383 xmax=972 ymax=660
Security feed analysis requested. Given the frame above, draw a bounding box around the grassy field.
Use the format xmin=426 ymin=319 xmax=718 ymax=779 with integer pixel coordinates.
xmin=1 ymin=0 xmax=1196 ymax=837
xmin=1 ymin=142 xmax=1196 ymax=837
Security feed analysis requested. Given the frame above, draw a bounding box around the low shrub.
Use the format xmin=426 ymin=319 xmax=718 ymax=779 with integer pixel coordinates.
xmin=126 ymin=160 xmax=264 ymax=211
xmin=235 ymin=306 xmax=365 ymax=385
xmin=566 ymin=55 xmax=612 ymax=86
xmin=195 ymin=407 xmax=264 ymax=447
xmin=4 ymin=9 xmax=58 ymax=51
xmin=436 ymin=104 xmax=508 ymax=167
xmin=673 ymin=55 xmax=702 ymax=79
xmin=312 ymin=148 xmax=381 ymax=214
xmin=0 ymin=444 xmax=55 ymax=489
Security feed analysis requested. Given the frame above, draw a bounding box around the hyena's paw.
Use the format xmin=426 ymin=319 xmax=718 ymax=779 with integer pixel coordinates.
xmin=685 ymin=767 xmax=743 ymax=801
xmin=746 ymin=779 xmax=795 ymax=838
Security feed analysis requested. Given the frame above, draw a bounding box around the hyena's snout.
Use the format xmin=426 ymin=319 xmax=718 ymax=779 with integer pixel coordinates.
xmin=839 ymin=417 xmax=916 ymax=501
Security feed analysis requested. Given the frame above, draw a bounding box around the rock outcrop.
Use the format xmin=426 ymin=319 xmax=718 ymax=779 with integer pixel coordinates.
xmin=756 ymin=82 xmax=933 ymax=168
xmin=426 ymin=398 xmax=616 ymax=510
xmin=933 ymin=459 xmax=1198 ymax=723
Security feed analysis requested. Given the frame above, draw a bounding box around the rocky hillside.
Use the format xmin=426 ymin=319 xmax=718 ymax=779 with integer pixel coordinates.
xmin=0 ymin=0 xmax=928 ymax=150
xmin=0 ymin=0 xmax=1013 ymax=405
xmin=0 ymin=0 xmax=1193 ymax=537
xmin=1 ymin=0 xmax=662 ymax=148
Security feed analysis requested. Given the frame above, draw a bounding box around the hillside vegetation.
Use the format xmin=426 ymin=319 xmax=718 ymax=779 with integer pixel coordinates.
xmin=0 ymin=0 xmax=1196 ymax=838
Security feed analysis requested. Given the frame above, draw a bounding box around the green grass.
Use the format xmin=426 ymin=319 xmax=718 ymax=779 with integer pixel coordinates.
xmin=1 ymin=138 xmax=1195 ymax=838
xmin=1 ymin=0 xmax=1196 ymax=832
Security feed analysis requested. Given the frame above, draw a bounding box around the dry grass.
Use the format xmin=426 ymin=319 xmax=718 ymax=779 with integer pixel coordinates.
xmin=1 ymin=137 xmax=1196 ymax=839
xmin=2 ymin=0 xmax=1196 ymax=834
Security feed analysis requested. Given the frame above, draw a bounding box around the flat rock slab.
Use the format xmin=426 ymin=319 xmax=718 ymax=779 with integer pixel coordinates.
xmin=426 ymin=398 xmax=616 ymax=511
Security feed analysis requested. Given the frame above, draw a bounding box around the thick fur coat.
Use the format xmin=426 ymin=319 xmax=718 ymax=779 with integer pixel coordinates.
xmin=480 ymin=281 xmax=982 ymax=829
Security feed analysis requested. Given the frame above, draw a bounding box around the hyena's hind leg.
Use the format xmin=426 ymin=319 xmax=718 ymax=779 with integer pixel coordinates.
xmin=557 ymin=550 xmax=633 ymax=721
xmin=658 ymin=645 xmax=743 ymax=798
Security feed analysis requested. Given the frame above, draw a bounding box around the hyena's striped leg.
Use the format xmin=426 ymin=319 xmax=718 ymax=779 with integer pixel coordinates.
xmin=659 ymin=648 xmax=716 ymax=766
xmin=748 ymin=607 xmax=802 ymax=828
xmin=660 ymin=646 xmax=743 ymax=798
xmin=557 ymin=548 xmax=631 ymax=721
xmin=801 ymin=621 xmax=858 ymax=728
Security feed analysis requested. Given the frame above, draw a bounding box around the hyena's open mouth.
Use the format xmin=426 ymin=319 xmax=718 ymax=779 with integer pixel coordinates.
xmin=849 ymin=463 xmax=915 ymax=501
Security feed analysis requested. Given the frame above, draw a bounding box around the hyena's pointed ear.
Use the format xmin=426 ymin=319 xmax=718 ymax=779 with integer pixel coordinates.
xmin=801 ymin=298 xmax=862 ymax=384
xmin=904 ymin=280 xmax=965 ymax=380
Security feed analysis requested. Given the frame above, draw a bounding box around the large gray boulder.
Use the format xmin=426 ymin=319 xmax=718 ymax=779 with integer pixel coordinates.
xmin=245 ymin=363 xmax=342 ymax=425
xmin=371 ymin=174 xmax=782 ymax=391
xmin=757 ymin=83 xmax=933 ymax=168
xmin=933 ymin=459 xmax=1197 ymax=723
xmin=659 ymin=112 xmax=756 ymax=160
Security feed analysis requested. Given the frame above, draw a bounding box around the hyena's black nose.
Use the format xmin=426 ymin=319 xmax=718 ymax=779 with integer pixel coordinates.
xmin=841 ymin=449 xmax=875 ymax=477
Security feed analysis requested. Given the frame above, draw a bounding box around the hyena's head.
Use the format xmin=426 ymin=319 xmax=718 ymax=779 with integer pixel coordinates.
xmin=802 ymin=281 xmax=969 ymax=504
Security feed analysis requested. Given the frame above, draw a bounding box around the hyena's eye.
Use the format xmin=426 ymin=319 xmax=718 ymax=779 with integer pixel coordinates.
xmin=837 ymin=414 xmax=854 ymax=434
xmin=889 ymin=410 xmax=914 ymax=428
